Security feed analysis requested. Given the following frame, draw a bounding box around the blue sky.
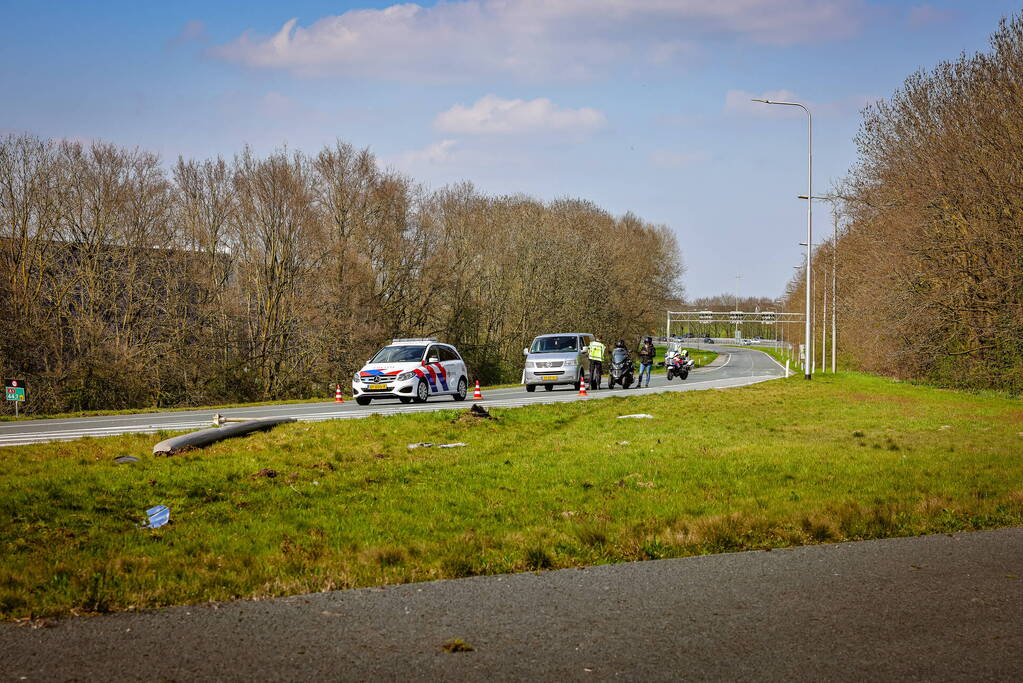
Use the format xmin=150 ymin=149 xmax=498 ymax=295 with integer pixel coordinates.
xmin=1 ymin=0 xmax=1017 ymax=299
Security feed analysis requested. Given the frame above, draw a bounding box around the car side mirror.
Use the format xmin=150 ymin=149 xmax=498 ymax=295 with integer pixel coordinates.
xmin=428 ymin=357 xmax=440 ymax=364
xmin=523 ymin=347 xmax=529 ymax=356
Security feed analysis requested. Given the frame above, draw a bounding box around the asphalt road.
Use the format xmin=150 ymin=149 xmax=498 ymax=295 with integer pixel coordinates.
xmin=0 ymin=345 xmax=785 ymax=448
xmin=3 ymin=528 xmax=1020 ymax=681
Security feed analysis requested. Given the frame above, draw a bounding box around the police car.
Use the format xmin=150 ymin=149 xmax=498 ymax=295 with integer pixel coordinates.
xmin=352 ymin=338 xmax=469 ymax=405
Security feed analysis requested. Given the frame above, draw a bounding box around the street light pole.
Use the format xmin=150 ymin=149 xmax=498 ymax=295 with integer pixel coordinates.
xmin=832 ymin=211 xmax=837 ymax=373
xmin=821 ymin=268 xmax=826 ymax=372
xmin=735 ymin=273 xmax=741 ymax=339
xmin=800 ymin=195 xmax=839 ymax=373
xmin=754 ymin=98 xmax=812 ymax=379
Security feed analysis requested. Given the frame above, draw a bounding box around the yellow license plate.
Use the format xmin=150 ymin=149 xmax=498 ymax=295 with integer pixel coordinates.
xmin=368 ymin=384 xmax=388 ymax=390
xmin=542 ymin=375 xmax=558 ymax=381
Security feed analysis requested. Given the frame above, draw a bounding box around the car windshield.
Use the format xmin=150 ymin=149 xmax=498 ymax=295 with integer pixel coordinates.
xmin=370 ymin=345 xmax=426 ymax=363
xmin=530 ymin=336 xmax=577 ymax=353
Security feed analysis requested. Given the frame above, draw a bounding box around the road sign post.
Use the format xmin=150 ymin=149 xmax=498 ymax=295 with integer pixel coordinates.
xmin=5 ymin=378 xmax=26 ymax=418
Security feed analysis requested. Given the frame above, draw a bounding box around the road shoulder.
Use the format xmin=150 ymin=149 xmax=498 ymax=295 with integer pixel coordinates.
xmin=4 ymin=528 xmax=1020 ymax=681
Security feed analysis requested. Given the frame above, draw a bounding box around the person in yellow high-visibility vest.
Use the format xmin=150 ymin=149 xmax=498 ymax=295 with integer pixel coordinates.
xmin=588 ymin=336 xmax=607 ymax=389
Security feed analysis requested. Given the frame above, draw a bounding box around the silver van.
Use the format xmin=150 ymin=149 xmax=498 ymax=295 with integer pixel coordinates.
xmin=522 ymin=333 xmax=594 ymax=392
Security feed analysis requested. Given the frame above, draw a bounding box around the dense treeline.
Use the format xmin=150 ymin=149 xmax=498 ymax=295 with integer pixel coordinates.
xmin=780 ymin=15 xmax=1023 ymax=391
xmin=0 ymin=135 xmax=682 ymax=414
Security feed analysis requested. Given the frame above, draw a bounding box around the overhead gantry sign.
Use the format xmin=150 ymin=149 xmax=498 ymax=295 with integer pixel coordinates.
xmin=665 ymin=311 xmax=806 ymax=338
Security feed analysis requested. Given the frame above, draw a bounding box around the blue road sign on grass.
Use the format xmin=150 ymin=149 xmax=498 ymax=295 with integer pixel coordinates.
xmin=143 ymin=505 xmax=170 ymax=529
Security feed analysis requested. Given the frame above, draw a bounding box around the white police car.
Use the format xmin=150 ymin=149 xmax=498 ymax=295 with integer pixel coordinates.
xmin=352 ymin=338 xmax=469 ymax=405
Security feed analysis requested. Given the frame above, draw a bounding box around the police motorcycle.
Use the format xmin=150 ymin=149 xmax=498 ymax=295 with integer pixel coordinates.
xmin=665 ymin=341 xmax=693 ymax=381
xmin=606 ymin=342 xmax=636 ymax=389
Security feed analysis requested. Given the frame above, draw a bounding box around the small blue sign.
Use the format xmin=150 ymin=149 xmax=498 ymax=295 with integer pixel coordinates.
xmin=143 ymin=505 xmax=169 ymax=529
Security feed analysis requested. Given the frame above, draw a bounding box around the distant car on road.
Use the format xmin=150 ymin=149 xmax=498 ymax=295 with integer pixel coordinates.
xmin=352 ymin=338 xmax=468 ymax=405
xmin=703 ymin=337 xmax=714 ymax=344
xmin=741 ymin=338 xmax=754 ymax=345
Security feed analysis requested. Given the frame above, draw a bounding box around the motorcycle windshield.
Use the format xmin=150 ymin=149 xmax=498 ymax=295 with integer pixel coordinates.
xmin=611 ymin=349 xmax=629 ymax=363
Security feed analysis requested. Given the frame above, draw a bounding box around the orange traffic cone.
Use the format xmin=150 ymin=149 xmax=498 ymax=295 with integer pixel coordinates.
xmin=334 ymin=384 xmax=344 ymax=403
xmin=473 ymin=379 xmax=483 ymax=400
xmin=578 ymin=375 xmax=588 ymax=397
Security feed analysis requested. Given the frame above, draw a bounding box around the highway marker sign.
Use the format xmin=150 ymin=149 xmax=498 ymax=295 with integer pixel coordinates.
xmin=5 ymin=378 xmax=26 ymax=417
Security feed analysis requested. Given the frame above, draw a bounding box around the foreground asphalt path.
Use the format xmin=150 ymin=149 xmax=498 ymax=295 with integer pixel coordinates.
xmin=3 ymin=528 xmax=1020 ymax=681
xmin=0 ymin=345 xmax=783 ymax=447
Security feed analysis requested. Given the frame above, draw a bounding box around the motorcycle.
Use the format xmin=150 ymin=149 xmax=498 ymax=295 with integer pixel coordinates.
xmin=665 ymin=353 xmax=693 ymax=381
xmin=607 ymin=347 xmax=636 ymax=389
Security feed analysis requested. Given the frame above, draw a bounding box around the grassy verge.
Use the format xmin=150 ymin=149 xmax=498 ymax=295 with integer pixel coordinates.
xmin=2 ymin=371 xmax=1022 ymax=620
xmin=682 ymin=347 xmax=717 ymax=368
xmin=653 ymin=345 xmax=718 ymax=371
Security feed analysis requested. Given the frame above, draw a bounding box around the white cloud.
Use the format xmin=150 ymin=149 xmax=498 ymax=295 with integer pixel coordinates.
xmin=210 ymin=1 xmax=867 ymax=82
xmin=434 ymin=95 xmax=606 ymax=136
xmin=394 ymin=139 xmax=458 ymax=168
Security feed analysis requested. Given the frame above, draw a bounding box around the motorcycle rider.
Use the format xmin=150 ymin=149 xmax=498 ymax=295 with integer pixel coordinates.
xmin=588 ymin=336 xmax=607 ymax=389
xmin=609 ymin=339 xmax=634 ymax=388
xmin=637 ymin=336 xmax=655 ymax=388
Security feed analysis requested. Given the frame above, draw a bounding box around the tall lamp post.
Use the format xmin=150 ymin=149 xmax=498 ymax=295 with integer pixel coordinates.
xmin=753 ymin=98 xmax=813 ymax=379
xmin=799 ymin=194 xmax=838 ymax=373
xmin=735 ymin=273 xmax=741 ymax=339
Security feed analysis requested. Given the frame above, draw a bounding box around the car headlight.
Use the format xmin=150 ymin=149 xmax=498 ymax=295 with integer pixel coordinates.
xmin=563 ymin=359 xmax=577 ymax=367
xmin=397 ymin=371 xmax=415 ymax=381
xmin=353 ymin=373 xmax=362 ymax=383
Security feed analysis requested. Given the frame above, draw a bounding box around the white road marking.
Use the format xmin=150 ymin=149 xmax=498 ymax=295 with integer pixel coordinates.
xmin=759 ymin=350 xmax=789 ymax=373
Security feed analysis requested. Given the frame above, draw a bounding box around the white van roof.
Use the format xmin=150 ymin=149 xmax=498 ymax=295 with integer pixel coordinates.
xmin=533 ymin=333 xmax=591 ymax=338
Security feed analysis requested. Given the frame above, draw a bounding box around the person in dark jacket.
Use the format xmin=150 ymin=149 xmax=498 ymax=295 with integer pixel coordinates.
xmin=637 ymin=336 xmax=655 ymax=388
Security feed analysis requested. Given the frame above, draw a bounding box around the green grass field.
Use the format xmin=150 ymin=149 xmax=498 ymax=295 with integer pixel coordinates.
xmin=653 ymin=345 xmax=717 ymax=370
xmin=2 ymin=371 xmax=1022 ymax=621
